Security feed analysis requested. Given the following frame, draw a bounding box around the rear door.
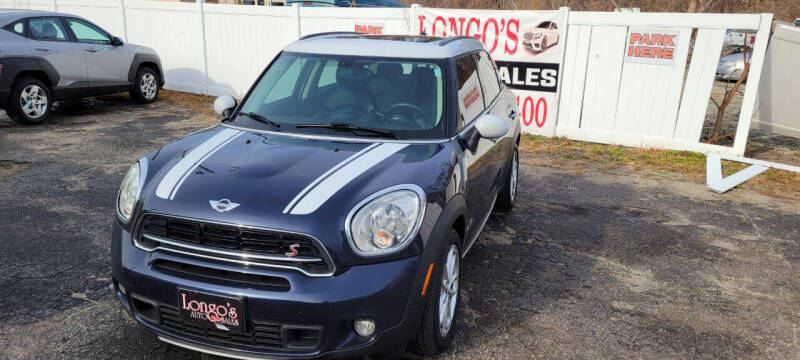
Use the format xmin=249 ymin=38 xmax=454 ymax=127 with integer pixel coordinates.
xmin=25 ymin=17 xmax=88 ymax=92
xmin=63 ymin=17 xmax=132 ymax=88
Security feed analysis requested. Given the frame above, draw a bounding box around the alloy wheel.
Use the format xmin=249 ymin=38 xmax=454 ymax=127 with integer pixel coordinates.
xmin=438 ymin=244 xmax=460 ymax=337
xmin=140 ymin=73 xmax=157 ymax=99
xmin=19 ymin=85 xmax=47 ymax=118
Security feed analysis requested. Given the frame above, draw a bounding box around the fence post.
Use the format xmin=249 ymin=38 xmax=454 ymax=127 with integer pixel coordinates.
xmin=408 ymin=4 xmax=419 ymax=35
xmin=198 ymin=0 xmax=210 ymax=95
xmin=293 ymin=2 xmax=301 ymax=39
xmin=731 ymin=13 xmax=773 ymax=155
xmin=119 ymin=0 xmax=128 ymax=41
xmin=553 ymin=6 xmax=570 ymax=135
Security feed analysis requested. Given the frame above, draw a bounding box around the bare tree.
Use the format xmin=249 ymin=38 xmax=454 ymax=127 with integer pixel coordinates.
xmin=708 ymin=44 xmax=750 ymax=143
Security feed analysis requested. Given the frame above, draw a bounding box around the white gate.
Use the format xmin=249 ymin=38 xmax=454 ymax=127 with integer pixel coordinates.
xmin=556 ymin=12 xmax=772 ymax=156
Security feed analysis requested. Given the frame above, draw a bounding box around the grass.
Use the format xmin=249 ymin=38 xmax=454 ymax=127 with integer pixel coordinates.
xmin=520 ymin=134 xmax=800 ymax=201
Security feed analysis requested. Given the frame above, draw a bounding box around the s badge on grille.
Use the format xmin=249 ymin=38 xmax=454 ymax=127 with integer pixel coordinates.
xmin=209 ymin=199 xmax=239 ymax=213
xmin=285 ymin=244 xmax=300 ymax=257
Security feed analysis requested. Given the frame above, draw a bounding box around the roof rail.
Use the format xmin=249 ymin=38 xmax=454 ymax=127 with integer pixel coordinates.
xmin=438 ymin=36 xmax=480 ymax=47
xmin=298 ymin=31 xmax=362 ymax=41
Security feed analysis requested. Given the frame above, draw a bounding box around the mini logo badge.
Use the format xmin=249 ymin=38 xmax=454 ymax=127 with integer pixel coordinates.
xmin=285 ymin=244 xmax=300 ymax=257
xmin=209 ymin=199 xmax=239 ymax=213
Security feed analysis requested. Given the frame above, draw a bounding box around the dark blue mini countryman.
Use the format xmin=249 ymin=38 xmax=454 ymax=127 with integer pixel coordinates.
xmin=112 ymin=33 xmax=520 ymax=359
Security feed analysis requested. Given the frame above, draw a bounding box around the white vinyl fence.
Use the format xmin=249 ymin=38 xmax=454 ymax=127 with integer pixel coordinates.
xmin=0 ymin=0 xmax=774 ymax=156
xmin=0 ymin=0 xmax=410 ymax=97
xmin=557 ymin=12 xmax=772 ymax=155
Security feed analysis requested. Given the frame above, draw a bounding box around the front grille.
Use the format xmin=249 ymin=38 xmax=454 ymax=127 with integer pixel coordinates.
xmin=159 ymin=304 xmax=283 ymax=350
xmin=154 ymin=260 xmax=291 ymax=291
xmin=137 ymin=214 xmax=334 ymax=276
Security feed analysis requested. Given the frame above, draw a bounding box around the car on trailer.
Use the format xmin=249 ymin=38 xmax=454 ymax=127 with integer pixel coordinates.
xmin=112 ymin=33 xmax=520 ymax=359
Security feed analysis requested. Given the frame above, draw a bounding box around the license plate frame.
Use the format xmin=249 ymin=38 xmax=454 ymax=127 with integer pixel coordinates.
xmin=178 ymin=289 xmax=245 ymax=334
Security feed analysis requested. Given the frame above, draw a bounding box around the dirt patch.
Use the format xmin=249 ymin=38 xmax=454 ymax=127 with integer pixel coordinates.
xmin=0 ymin=160 xmax=30 ymax=178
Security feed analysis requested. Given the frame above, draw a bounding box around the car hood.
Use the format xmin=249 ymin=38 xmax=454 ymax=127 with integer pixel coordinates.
xmin=138 ymin=125 xmax=450 ymax=261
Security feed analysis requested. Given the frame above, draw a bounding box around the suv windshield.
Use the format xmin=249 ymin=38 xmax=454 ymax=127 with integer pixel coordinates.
xmin=231 ymin=52 xmax=446 ymax=140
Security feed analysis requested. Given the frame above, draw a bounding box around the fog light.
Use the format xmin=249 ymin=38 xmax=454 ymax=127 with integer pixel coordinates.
xmin=354 ymin=318 xmax=375 ymax=337
xmin=118 ymin=283 xmax=127 ymax=295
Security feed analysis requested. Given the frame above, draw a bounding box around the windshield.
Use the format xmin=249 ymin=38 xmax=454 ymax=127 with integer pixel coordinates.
xmin=231 ymin=52 xmax=446 ymax=140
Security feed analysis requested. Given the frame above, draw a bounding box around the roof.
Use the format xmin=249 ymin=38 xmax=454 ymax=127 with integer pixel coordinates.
xmin=0 ymin=9 xmax=71 ymax=25
xmin=284 ymin=34 xmax=486 ymax=59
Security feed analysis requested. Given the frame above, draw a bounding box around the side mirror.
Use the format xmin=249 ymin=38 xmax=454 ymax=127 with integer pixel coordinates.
xmin=111 ymin=36 xmax=123 ymax=46
xmin=214 ymin=95 xmax=237 ymax=119
xmin=474 ymin=114 xmax=509 ymax=140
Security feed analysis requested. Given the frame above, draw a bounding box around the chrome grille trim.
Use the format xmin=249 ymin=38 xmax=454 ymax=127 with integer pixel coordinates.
xmin=134 ymin=213 xmax=336 ymax=277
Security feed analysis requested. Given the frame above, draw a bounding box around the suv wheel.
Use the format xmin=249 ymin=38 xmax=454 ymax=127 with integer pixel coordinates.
xmin=130 ymin=67 xmax=159 ymax=104
xmin=8 ymin=77 xmax=50 ymax=125
xmin=495 ymin=145 xmax=518 ymax=210
xmin=411 ymin=229 xmax=461 ymax=356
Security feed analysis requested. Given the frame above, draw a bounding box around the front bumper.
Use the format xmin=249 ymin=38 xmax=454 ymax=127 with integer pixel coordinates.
xmin=111 ymin=221 xmax=425 ymax=359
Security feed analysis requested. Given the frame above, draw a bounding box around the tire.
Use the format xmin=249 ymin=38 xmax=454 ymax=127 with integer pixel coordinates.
xmin=495 ymin=145 xmax=518 ymax=211
xmin=542 ymin=37 xmax=548 ymax=49
xmin=7 ymin=77 xmax=51 ymax=125
xmin=130 ymin=66 xmax=159 ymax=104
xmin=410 ymin=229 xmax=461 ymax=356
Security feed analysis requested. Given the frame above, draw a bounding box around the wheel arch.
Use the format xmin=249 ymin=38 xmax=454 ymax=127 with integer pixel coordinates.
xmin=128 ymin=54 xmax=165 ymax=86
xmin=407 ymin=194 xmax=468 ymax=306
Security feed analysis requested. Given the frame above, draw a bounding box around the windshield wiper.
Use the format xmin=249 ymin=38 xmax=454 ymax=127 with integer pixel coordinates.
xmin=238 ymin=112 xmax=281 ymax=128
xmin=295 ymin=122 xmax=399 ymax=139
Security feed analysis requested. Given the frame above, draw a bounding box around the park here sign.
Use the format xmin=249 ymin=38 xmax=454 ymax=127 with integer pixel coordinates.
xmin=625 ymin=28 xmax=679 ymax=66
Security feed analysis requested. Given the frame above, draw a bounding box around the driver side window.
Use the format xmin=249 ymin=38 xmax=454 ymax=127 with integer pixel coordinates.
xmin=65 ymin=18 xmax=110 ymax=45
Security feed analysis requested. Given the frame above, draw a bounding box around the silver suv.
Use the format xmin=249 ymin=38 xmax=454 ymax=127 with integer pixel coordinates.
xmin=0 ymin=9 xmax=163 ymax=124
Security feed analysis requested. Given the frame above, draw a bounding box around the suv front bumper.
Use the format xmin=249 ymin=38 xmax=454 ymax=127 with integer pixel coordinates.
xmin=111 ymin=221 xmax=425 ymax=359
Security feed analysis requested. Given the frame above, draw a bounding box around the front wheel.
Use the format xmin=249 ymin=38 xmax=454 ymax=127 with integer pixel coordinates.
xmin=7 ymin=77 xmax=51 ymax=125
xmin=130 ymin=67 xmax=159 ymax=104
xmin=410 ymin=230 xmax=461 ymax=356
xmin=495 ymin=145 xmax=518 ymax=211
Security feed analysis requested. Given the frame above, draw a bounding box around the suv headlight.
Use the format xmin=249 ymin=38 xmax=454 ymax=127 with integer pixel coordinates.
xmin=346 ymin=185 xmax=426 ymax=256
xmin=117 ymin=160 xmax=145 ymax=222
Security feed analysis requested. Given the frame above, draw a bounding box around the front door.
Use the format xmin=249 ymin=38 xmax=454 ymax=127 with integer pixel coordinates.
xmin=25 ymin=17 xmax=88 ymax=93
xmin=455 ymin=53 xmax=496 ymax=243
xmin=63 ymin=18 xmax=132 ymax=88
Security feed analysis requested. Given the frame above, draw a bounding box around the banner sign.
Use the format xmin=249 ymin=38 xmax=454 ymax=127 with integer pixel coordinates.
xmin=625 ymin=28 xmax=679 ymax=66
xmin=415 ymin=8 xmax=566 ymax=135
xmin=354 ymin=21 xmax=385 ymax=35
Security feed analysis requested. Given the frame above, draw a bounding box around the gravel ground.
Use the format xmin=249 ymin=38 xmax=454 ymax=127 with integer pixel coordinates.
xmin=1 ymin=94 xmax=799 ymax=360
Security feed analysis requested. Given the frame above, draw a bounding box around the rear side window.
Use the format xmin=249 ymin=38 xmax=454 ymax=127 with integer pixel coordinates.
xmin=473 ymin=51 xmax=501 ymax=104
xmin=3 ymin=21 xmax=26 ymax=36
xmin=28 ymin=17 xmax=68 ymax=41
xmin=455 ymin=54 xmax=485 ymax=129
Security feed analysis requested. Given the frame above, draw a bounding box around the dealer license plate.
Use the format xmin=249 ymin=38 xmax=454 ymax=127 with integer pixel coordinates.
xmin=178 ymin=289 xmax=245 ymax=333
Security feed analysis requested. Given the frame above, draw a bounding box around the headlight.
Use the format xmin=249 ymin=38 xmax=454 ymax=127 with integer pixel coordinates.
xmin=533 ymin=33 xmax=543 ymax=39
xmin=346 ymin=185 xmax=425 ymax=256
xmin=117 ymin=161 xmax=142 ymax=222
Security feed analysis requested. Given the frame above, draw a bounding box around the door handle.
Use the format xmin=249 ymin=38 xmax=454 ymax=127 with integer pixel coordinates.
xmin=508 ymin=110 xmax=518 ymax=120
xmin=85 ymin=47 xmax=98 ymax=53
xmin=34 ymin=48 xmax=51 ymax=52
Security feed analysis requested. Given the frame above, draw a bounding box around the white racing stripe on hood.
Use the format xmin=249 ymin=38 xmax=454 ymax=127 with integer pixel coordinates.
xmin=285 ymin=142 xmax=409 ymax=215
xmin=155 ymin=128 xmax=243 ymax=200
xmin=282 ymin=143 xmax=380 ymax=214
